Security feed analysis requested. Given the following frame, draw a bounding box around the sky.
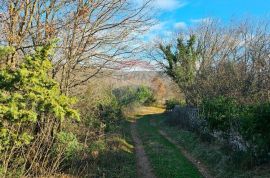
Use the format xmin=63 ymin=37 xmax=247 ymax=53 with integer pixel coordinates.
xmin=144 ymin=0 xmax=270 ymax=40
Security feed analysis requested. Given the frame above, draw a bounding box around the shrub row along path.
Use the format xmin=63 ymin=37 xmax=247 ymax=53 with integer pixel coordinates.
xmin=132 ymin=107 xmax=212 ymax=178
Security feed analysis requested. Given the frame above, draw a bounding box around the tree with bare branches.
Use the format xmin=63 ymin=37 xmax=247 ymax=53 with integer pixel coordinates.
xmin=0 ymin=0 xmax=153 ymax=94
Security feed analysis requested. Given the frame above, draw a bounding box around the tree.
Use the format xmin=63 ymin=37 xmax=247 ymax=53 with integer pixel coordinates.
xmin=0 ymin=0 xmax=153 ymax=94
xmin=151 ymin=76 xmax=166 ymax=102
xmin=159 ymin=35 xmax=198 ymax=105
xmin=155 ymin=19 xmax=270 ymax=105
xmin=0 ymin=43 xmax=79 ymax=176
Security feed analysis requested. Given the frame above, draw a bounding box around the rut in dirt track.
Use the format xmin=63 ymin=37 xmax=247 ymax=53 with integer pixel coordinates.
xmin=131 ymin=122 xmax=156 ymax=178
xmin=158 ymin=130 xmax=213 ymax=178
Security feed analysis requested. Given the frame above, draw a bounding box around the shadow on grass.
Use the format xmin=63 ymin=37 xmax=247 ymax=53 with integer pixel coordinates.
xmin=135 ymin=112 xmax=204 ymax=178
xmin=61 ymin=119 xmax=137 ymax=178
xmin=147 ymin=112 xmax=270 ymax=178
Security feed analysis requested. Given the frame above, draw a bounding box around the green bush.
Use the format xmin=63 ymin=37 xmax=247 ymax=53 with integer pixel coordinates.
xmin=200 ymin=96 xmax=239 ymax=134
xmin=165 ymin=99 xmax=185 ymax=111
xmin=200 ymin=96 xmax=270 ymax=164
xmin=55 ymin=132 xmax=82 ymax=160
xmin=100 ymin=95 xmax=123 ymax=132
xmin=112 ymin=85 xmax=155 ymax=107
xmin=240 ymin=102 xmax=270 ymax=161
xmin=0 ymin=44 xmax=79 ymax=176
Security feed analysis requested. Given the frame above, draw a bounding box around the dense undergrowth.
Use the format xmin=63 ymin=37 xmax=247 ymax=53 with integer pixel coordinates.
xmin=0 ymin=45 xmax=79 ymax=177
xmin=161 ymin=31 xmax=270 ymax=173
xmin=201 ymin=96 xmax=270 ymax=166
xmin=160 ymin=112 xmax=270 ymax=178
xmin=58 ymin=85 xmax=155 ymax=177
xmin=0 ymin=44 xmax=155 ymax=177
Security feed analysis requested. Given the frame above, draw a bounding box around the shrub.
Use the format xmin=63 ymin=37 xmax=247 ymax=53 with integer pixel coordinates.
xmin=165 ymin=99 xmax=185 ymax=111
xmin=0 ymin=44 xmax=79 ymax=176
xmin=99 ymin=95 xmax=123 ymax=132
xmin=55 ymin=132 xmax=82 ymax=160
xmin=200 ymin=96 xmax=270 ymax=165
xmin=240 ymin=102 xmax=270 ymax=162
xmin=113 ymin=85 xmax=155 ymax=106
xmin=200 ymin=96 xmax=240 ymax=134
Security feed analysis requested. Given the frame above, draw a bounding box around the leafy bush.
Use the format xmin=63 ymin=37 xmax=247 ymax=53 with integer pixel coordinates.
xmin=113 ymin=85 xmax=155 ymax=107
xmin=201 ymin=96 xmax=270 ymax=164
xmin=201 ymin=96 xmax=239 ymax=134
xmin=0 ymin=44 xmax=79 ymax=176
xmin=100 ymin=95 xmax=123 ymax=132
xmin=71 ymin=84 xmax=137 ymax=177
xmin=55 ymin=132 xmax=82 ymax=160
xmin=240 ymin=102 xmax=270 ymax=162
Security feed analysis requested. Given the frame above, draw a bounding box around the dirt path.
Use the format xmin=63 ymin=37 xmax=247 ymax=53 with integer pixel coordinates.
xmin=158 ymin=130 xmax=213 ymax=178
xmin=131 ymin=106 xmax=212 ymax=178
xmin=131 ymin=122 xmax=156 ymax=178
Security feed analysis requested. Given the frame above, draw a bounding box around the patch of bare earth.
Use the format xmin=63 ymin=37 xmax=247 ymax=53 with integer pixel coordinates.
xmin=159 ymin=130 xmax=213 ymax=178
xmin=131 ymin=122 xmax=156 ymax=178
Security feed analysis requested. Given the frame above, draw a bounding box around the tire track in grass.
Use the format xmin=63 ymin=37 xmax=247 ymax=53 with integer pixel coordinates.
xmin=158 ymin=130 xmax=213 ymax=178
xmin=137 ymin=115 xmax=203 ymax=178
xmin=131 ymin=122 xmax=156 ymax=178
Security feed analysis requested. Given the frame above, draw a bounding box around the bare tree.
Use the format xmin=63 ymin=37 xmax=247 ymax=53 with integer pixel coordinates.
xmin=151 ymin=19 xmax=270 ymax=105
xmin=0 ymin=0 xmax=154 ymax=94
xmin=193 ymin=19 xmax=270 ymax=103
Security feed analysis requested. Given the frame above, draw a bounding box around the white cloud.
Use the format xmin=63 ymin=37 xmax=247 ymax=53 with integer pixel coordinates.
xmin=191 ymin=17 xmax=213 ymax=24
xmin=141 ymin=20 xmax=169 ymax=40
xmin=154 ymin=0 xmax=187 ymax=11
xmin=134 ymin=0 xmax=187 ymax=10
xmin=149 ymin=22 xmax=166 ymax=32
xmin=174 ymin=22 xmax=187 ymax=30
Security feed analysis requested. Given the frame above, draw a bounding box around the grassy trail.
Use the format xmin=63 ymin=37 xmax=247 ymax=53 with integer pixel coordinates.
xmin=131 ymin=122 xmax=156 ymax=178
xmin=134 ymin=107 xmax=204 ymax=178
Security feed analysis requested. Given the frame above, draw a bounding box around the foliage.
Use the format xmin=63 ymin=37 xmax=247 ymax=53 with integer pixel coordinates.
xmin=200 ymin=96 xmax=239 ymax=133
xmin=113 ymin=85 xmax=155 ymax=107
xmin=98 ymin=85 xmax=155 ymax=132
xmin=159 ymin=35 xmax=198 ymax=105
xmin=165 ymin=99 xmax=185 ymax=111
xmin=159 ymin=21 xmax=270 ymax=106
xmin=240 ymin=102 xmax=270 ymax=161
xmin=0 ymin=44 xmax=79 ymax=176
xmin=0 ymin=46 xmax=15 ymax=58
xmin=201 ymin=96 xmax=270 ymax=164
xmin=67 ymin=84 xmax=137 ymax=177
xmin=99 ymin=95 xmax=123 ymax=132
xmin=55 ymin=132 xmax=82 ymax=160
xmin=159 ymin=113 xmax=270 ymax=178
xmin=151 ymin=76 xmax=166 ymax=103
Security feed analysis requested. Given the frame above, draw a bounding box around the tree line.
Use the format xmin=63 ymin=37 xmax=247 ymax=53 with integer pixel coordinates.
xmin=159 ymin=19 xmax=270 ymax=167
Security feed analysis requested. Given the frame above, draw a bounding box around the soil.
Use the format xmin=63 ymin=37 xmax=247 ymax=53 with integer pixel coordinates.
xmin=131 ymin=122 xmax=156 ymax=178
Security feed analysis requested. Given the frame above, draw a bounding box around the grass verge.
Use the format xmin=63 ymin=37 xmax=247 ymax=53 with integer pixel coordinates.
xmin=137 ymin=113 xmax=203 ymax=178
xmin=96 ymin=120 xmax=137 ymax=178
xmin=159 ymin=113 xmax=270 ymax=178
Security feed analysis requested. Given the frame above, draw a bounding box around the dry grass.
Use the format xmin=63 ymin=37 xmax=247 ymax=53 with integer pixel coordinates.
xmin=136 ymin=106 xmax=165 ymax=116
xmin=122 ymin=106 xmax=165 ymax=121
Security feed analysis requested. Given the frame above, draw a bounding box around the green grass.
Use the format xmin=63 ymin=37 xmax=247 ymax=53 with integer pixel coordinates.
xmin=158 ymin=113 xmax=270 ymax=178
xmin=136 ymin=114 xmax=203 ymax=178
xmin=96 ymin=120 xmax=137 ymax=178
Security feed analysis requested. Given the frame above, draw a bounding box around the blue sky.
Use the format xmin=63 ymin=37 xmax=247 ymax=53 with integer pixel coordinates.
xmin=144 ymin=0 xmax=270 ymax=40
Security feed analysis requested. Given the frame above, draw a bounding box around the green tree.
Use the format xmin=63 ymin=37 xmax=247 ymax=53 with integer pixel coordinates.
xmin=0 ymin=44 xmax=79 ymax=176
xmin=159 ymin=35 xmax=198 ymax=105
